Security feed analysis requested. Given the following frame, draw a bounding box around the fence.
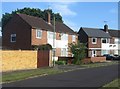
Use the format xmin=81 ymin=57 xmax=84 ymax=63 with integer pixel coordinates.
xmin=1 ymin=50 xmax=52 ymax=72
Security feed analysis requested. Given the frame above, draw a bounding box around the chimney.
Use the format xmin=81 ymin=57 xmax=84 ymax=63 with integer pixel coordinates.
xmin=104 ymin=24 xmax=108 ymax=33
xmin=47 ymin=11 xmax=51 ymax=24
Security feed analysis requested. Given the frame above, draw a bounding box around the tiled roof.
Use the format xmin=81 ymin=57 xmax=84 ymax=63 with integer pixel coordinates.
xmin=17 ymin=14 xmax=53 ymax=31
xmin=81 ymin=27 xmax=111 ymax=38
xmin=17 ymin=14 xmax=76 ymax=35
xmin=54 ymin=22 xmax=76 ymax=35
xmin=108 ymin=30 xmax=120 ymax=38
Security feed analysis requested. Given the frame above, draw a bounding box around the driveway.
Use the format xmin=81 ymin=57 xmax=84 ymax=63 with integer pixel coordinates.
xmin=2 ymin=64 xmax=118 ymax=87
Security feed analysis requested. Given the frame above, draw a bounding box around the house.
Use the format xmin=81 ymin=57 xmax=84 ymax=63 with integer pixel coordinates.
xmin=78 ymin=25 xmax=120 ymax=57
xmin=107 ymin=30 xmax=120 ymax=55
xmin=2 ymin=13 xmax=77 ymax=60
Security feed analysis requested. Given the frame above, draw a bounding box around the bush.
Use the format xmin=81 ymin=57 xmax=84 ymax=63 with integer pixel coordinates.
xmin=32 ymin=44 xmax=52 ymax=50
xmin=55 ymin=61 xmax=66 ymax=65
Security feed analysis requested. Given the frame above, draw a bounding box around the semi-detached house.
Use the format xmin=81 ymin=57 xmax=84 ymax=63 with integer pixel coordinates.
xmin=78 ymin=25 xmax=120 ymax=57
xmin=2 ymin=13 xmax=77 ymax=61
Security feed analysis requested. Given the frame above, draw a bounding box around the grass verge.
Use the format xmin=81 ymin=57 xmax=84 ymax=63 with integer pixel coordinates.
xmin=1 ymin=61 xmax=118 ymax=84
xmin=103 ymin=78 xmax=119 ymax=87
xmin=81 ymin=61 xmax=118 ymax=68
xmin=1 ymin=67 xmax=63 ymax=83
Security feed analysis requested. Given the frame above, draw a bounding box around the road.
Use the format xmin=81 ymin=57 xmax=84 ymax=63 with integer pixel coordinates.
xmin=2 ymin=64 xmax=118 ymax=87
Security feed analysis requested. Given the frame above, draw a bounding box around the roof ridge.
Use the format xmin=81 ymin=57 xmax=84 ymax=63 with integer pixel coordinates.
xmin=17 ymin=13 xmax=53 ymax=29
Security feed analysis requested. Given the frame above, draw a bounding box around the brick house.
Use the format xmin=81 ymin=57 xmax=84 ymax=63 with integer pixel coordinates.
xmin=2 ymin=13 xmax=77 ymax=60
xmin=78 ymin=25 xmax=120 ymax=57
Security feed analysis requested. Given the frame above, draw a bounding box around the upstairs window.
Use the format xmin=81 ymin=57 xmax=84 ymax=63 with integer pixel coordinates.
xmin=11 ymin=34 xmax=16 ymax=42
xmin=72 ymin=35 xmax=76 ymax=42
xmin=92 ymin=38 xmax=97 ymax=44
xmin=102 ymin=38 xmax=109 ymax=43
xmin=36 ymin=29 xmax=42 ymax=39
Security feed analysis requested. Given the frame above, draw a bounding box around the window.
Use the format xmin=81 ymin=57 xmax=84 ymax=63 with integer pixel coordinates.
xmin=115 ymin=38 xmax=120 ymax=44
xmin=61 ymin=34 xmax=68 ymax=41
xmin=61 ymin=48 xmax=67 ymax=56
xmin=92 ymin=38 xmax=97 ymax=44
xmin=72 ymin=35 xmax=76 ymax=42
xmin=92 ymin=50 xmax=96 ymax=57
xmin=36 ymin=29 xmax=42 ymax=39
xmin=11 ymin=34 xmax=16 ymax=42
xmin=102 ymin=38 xmax=109 ymax=43
xmin=101 ymin=50 xmax=109 ymax=55
xmin=48 ymin=31 xmax=53 ymax=39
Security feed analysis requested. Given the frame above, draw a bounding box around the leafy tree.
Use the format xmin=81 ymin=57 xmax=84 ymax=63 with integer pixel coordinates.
xmin=2 ymin=7 xmax=63 ymax=29
xmin=69 ymin=41 xmax=87 ymax=65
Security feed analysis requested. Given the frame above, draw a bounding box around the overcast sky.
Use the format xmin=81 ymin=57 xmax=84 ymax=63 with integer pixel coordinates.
xmin=0 ymin=1 xmax=119 ymax=36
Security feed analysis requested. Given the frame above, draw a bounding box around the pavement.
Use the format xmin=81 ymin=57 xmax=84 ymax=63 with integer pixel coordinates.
xmin=2 ymin=64 xmax=119 ymax=87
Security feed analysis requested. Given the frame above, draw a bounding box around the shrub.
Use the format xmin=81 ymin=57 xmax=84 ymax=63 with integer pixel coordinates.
xmin=32 ymin=44 xmax=52 ymax=50
xmin=69 ymin=41 xmax=87 ymax=65
xmin=55 ymin=61 xmax=66 ymax=65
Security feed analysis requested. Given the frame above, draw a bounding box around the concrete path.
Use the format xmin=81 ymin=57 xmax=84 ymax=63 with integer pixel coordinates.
xmin=2 ymin=64 xmax=118 ymax=87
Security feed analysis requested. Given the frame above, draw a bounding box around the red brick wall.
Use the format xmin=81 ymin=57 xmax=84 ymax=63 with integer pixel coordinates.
xmin=2 ymin=14 xmax=31 ymax=50
xmin=31 ymin=28 xmax=47 ymax=45
xmin=68 ymin=35 xmax=72 ymax=43
xmin=83 ymin=57 xmax=106 ymax=64
xmin=110 ymin=37 xmax=115 ymax=44
xmin=56 ymin=48 xmax=61 ymax=57
xmin=88 ymin=37 xmax=101 ymax=48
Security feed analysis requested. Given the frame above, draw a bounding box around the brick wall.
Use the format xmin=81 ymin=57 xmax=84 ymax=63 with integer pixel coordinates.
xmin=68 ymin=35 xmax=72 ymax=43
xmin=83 ymin=57 xmax=106 ymax=64
xmin=56 ymin=48 xmax=61 ymax=57
xmin=88 ymin=38 xmax=101 ymax=48
xmin=31 ymin=28 xmax=47 ymax=45
xmin=2 ymin=50 xmax=37 ymax=72
xmin=2 ymin=14 xmax=31 ymax=50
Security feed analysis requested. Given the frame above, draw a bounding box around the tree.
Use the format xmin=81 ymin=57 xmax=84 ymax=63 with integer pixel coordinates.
xmin=2 ymin=7 xmax=63 ymax=29
xmin=69 ymin=41 xmax=87 ymax=65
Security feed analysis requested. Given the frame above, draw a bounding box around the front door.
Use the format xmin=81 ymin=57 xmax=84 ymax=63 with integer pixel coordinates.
xmin=92 ymin=50 xmax=96 ymax=57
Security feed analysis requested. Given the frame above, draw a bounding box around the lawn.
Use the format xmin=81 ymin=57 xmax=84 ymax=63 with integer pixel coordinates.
xmin=1 ymin=67 xmax=63 ymax=83
xmin=81 ymin=61 xmax=118 ymax=68
xmin=1 ymin=61 xmax=118 ymax=84
xmin=102 ymin=78 xmax=120 ymax=88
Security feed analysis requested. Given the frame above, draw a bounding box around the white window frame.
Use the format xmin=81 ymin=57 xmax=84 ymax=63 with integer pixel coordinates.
xmin=101 ymin=38 xmax=109 ymax=43
xmin=72 ymin=35 xmax=76 ymax=42
xmin=92 ymin=38 xmax=97 ymax=44
xmin=92 ymin=50 xmax=97 ymax=57
xmin=36 ymin=29 xmax=42 ymax=39
xmin=10 ymin=34 xmax=16 ymax=42
xmin=61 ymin=48 xmax=67 ymax=56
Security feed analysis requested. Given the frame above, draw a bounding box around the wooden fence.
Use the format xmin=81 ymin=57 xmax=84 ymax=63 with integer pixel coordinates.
xmin=1 ymin=50 xmax=52 ymax=72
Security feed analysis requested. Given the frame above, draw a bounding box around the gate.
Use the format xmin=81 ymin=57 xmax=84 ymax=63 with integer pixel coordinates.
xmin=37 ymin=50 xmax=49 ymax=68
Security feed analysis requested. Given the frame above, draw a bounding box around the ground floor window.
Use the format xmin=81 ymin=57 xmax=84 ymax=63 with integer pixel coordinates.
xmin=61 ymin=48 xmax=67 ymax=56
xmin=101 ymin=50 xmax=109 ymax=55
xmin=91 ymin=50 xmax=97 ymax=57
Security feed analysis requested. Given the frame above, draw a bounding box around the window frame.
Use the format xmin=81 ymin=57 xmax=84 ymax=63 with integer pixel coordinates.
xmin=10 ymin=34 xmax=16 ymax=42
xmin=101 ymin=38 xmax=109 ymax=43
xmin=36 ymin=29 xmax=42 ymax=39
xmin=92 ymin=38 xmax=97 ymax=44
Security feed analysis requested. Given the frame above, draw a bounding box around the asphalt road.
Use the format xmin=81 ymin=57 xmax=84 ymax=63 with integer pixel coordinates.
xmin=2 ymin=64 xmax=119 ymax=87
